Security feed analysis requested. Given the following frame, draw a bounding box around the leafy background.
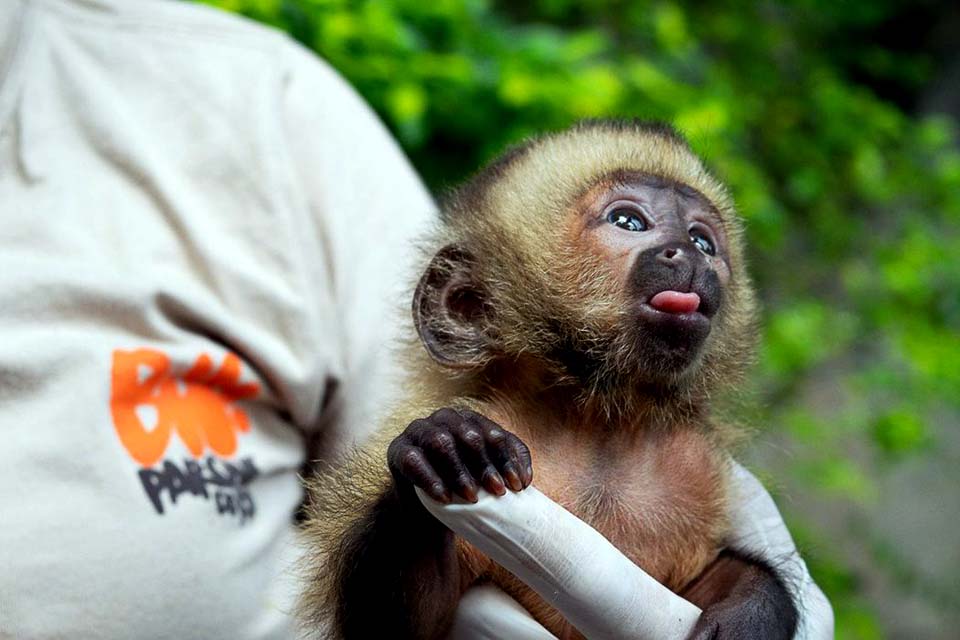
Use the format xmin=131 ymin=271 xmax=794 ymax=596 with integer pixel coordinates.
xmin=197 ymin=1 xmax=960 ymax=637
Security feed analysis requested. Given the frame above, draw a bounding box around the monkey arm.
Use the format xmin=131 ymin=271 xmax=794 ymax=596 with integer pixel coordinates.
xmin=425 ymin=470 xmax=833 ymax=640
xmin=419 ymin=486 xmax=702 ymax=639
xmin=680 ymin=550 xmax=797 ymax=639
xmin=332 ymin=482 xmax=463 ymax=639
xmin=679 ymin=461 xmax=836 ymax=639
xmin=305 ymin=407 xmax=535 ymax=639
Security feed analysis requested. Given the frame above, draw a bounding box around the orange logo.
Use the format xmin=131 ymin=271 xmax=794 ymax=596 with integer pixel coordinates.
xmin=110 ymin=348 xmax=260 ymax=467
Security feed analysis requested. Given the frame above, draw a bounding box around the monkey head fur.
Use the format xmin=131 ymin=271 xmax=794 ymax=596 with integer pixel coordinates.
xmin=414 ymin=120 xmax=758 ymax=417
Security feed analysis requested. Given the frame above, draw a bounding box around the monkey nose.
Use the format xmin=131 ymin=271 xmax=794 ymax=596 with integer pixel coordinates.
xmin=656 ymin=243 xmax=689 ymax=266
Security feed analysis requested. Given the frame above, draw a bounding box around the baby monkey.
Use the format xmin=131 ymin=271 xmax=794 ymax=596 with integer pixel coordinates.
xmin=302 ymin=120 xmax=798 ymax=639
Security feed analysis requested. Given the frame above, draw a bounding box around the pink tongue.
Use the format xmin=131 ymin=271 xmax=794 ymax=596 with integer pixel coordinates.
xmin=649 ymin=290 xmax=701 ymax=314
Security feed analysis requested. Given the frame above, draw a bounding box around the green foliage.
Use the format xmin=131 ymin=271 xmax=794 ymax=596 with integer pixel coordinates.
xmin=198 ymin=0 xmax=959 ymax=635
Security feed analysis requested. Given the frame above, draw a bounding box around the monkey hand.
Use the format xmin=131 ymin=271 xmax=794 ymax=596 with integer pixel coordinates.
xmin=684 ymin=575 xmax=797 ymax=640
xmin=387 ymin=408 xmax=534 ymax=505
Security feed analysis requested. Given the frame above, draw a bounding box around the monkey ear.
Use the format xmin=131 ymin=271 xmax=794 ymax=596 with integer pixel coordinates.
xmin=413 ymin=245 xmax=494 ymax=368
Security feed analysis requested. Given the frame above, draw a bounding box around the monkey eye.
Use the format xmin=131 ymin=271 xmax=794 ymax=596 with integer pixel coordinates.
xmin=606 ymin=208 xmax=648 ymax=232
xmin=690 ymin=229 xmax=716 ymax=256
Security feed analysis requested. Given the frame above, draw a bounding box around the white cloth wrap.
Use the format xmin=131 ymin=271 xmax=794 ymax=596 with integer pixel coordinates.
xmin=417 ymin=486 xmax=702 ymax=640
xmin=448 ymin=584 xmax=556 ymax=640
xmin=724 ymin=464 xmax=834 ymax=640
xmin=419 ymin=463 xmax=834 ymax=640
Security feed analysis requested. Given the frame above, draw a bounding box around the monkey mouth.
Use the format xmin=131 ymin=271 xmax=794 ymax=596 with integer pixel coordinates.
xmin=649 ymin=290 xmax=700 ymax=314
xmin=637 ymin=302 xmax=710 ymax=326
xmin=636 ymin=289 xmax=712 ymax=336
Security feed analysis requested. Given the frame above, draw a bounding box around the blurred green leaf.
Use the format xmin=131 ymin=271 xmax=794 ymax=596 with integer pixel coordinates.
xmin=871 ymin=409 xmax=930 ymax=458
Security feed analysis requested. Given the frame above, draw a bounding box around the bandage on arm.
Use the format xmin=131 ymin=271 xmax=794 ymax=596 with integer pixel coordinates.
xmin=424 ymin=464 xmax=834 ymax=640
xmin=417 ymin=486 xmax=702 ymax=640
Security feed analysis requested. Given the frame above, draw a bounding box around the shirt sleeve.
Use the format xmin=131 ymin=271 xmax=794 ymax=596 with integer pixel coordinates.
xmin=726 ymin=462 xmax=835 ymax=639
xmin=275 ymin=40 xmax=437 ymax=464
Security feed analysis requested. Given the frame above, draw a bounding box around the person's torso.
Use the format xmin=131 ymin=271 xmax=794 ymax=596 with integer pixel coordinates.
xmin=0 ymin=2 xmax=338 ymax=637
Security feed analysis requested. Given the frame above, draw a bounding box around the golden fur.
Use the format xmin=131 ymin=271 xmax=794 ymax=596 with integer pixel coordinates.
xmin=299 ymin=120 xmax=759 ymax=638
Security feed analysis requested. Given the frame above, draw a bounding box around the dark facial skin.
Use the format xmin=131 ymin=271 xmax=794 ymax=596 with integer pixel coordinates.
xmin=582 ymin=176 xmax=731 ymax=288
xmin=578 ymin=175 xmax=732 ymax=376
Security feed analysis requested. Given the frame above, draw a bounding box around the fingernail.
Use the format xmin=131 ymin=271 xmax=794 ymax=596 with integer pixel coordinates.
xmin=524 ymin=465 xmax=534 ymax=486
xmin=488 ymin=472 xmax=506 ymax=496
xmin=504 ymin=468 xmax=522 ymax=492
xmin=432 ymin=483 xmax=450 ymax=504
xmin=462 ymin=484 xmax=478 ymax=504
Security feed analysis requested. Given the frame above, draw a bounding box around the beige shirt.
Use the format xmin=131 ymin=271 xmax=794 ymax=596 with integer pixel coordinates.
xmin=0 ymin=1 xmax=434 ymax=637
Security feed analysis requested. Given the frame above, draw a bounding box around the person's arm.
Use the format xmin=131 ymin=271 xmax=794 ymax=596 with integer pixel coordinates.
xmin=449 ymin=585 xmax=556 ymax=640
xmin=276 ymin=40 xmax=436 ymax=463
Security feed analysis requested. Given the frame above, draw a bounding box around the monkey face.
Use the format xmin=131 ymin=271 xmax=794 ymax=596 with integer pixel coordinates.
xmin=574 ymin=173 xmax=733 ymax=380
xmin=414 ymin=172 xmax=736 ymax=386
xmin=417 ymin=122 xmax=758 ymax=407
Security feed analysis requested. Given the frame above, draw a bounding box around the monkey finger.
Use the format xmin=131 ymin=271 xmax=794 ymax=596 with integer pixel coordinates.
xmin=478 ymin=466 xmax=508 ymax=496
xmin=469 ymin=419 xmax=525 ymax=492
xmin=388 ymin=444 xmax=451 ymax=504
xmin=484 ymin=432 xmax=523 ymax=492
xmin=420 ymin=428 xmax=480 ymax=503
xmin=506 ymin=433 xmax=534 ymax=488
xmin=449 ymin=419 xmax=507 ymax=497
xmin=426 ymin=407 xmax=463 ymax=429
xmin=456 ymin=410 xmax=528 ymax=493
xmin=502 ymin=462 xmax=524 ymax=492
